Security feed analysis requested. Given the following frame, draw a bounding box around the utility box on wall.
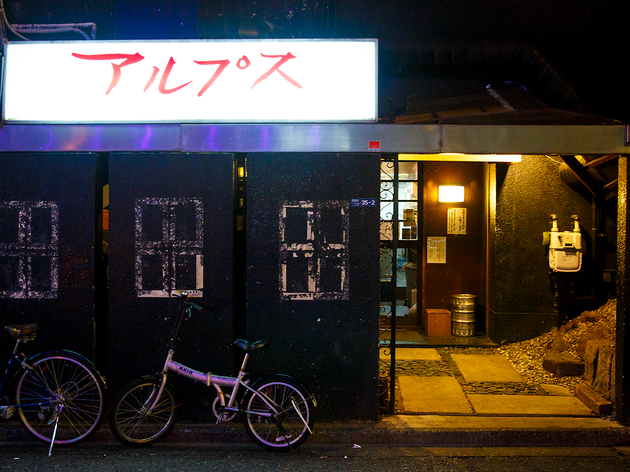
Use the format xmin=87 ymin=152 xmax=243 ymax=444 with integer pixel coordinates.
xmin=0 ymin=153 xmax=96 ymax=358
xmin=108 ymin=152 xmax=234 ymax=420
xmin=246 ymin=152 xmax=381 ymax=421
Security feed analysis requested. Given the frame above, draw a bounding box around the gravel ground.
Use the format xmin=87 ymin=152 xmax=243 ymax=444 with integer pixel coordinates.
xmin=383 ymin=299 xmax=618 ymax=413
xmin=498 ymin=298 xmax=617 ymax=391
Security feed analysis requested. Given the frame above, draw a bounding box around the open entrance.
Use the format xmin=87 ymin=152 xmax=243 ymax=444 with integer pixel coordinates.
xmin=379 ymin=155 xmax=500 ymax=413
xmin=379 ymin=157 xmax=495 ymax=346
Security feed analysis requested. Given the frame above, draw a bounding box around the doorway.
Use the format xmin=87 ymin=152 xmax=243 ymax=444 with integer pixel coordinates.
xmin=378 ymin=156 xmax=496 ymax=413
xmin=380 ymin=157 xmax=493 ymax=345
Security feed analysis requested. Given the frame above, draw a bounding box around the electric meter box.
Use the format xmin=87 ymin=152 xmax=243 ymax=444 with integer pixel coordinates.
xmin=549 ymin=231 xmax=582 ymax=272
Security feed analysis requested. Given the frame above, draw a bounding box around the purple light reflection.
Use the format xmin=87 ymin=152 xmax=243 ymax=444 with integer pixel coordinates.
xmin=141 ymin=125 xmax=153 ymax=150
xmin=205 ymin=125 xmax=218 ymax=151
xmin=260 ymin=125 xmax=270 ymax=151
xmin=34 ymin=125 xmax=55 ymax=151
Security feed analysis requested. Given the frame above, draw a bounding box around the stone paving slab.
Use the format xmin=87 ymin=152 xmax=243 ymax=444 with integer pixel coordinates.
xmin=378 ymin=414 xmax=621 ymax=430
xmin=452 ymin=353 xmax=525 ymax=383
xmin=382 ymin=348 xmax=442 ymax=360
xmin=468 ymin=394 xmax=595 ymax=416
xmin=541 ymin=384 xmax=574 ymax=396
xmin=398 ymin=376 xmax=472 ymax=414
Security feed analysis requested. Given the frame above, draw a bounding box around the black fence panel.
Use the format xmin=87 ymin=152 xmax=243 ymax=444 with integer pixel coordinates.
xmin=0 ymin=153 xmax=96 ymax=360
xmin=246 ymin=152 xmax=380 ymax=421
xmin=108 ymin=152 xmax=233 ymax=420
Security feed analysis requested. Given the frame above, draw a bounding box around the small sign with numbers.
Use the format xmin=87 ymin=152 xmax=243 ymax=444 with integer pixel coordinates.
xmin=351 ymin=198 xmax=377 ymax=207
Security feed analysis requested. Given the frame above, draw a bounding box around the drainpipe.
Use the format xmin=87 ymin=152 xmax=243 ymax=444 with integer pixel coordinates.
xmin=11 ymin=23 xmax=97 ymax=41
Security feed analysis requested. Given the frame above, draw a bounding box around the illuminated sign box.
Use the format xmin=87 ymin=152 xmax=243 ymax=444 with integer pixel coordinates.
xmin=2 ymin=39 xmax=377 ymax=124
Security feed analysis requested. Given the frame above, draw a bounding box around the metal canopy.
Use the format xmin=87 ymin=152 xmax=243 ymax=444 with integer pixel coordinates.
xmin=0 ymin=123 xmax=627 ymax=155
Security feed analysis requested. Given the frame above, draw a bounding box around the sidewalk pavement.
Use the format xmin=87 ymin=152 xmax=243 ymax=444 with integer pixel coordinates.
xmin=5 ymin=412 xmax=630 ymax=448
xmin=2 ymin=347 xmax=629 ymax=448
xmin=2 ymin=414 xmax=629 ymax=448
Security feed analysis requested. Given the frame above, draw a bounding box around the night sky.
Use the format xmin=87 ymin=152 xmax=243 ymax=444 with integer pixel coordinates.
xmin=3 ymin=0 xmax=628 ymax=121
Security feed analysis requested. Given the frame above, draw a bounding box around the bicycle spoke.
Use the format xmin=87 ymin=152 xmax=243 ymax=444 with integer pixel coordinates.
xmin=14 ymin=353 xmax=105 ymax=445
xmin=109 ymin=379 xmax=178 ymax=446
xmin=243 ymin=377 xmax=313 ymax=451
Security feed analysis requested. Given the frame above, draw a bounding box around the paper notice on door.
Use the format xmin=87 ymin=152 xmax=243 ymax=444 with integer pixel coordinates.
xmin=447 ymin=208 xmax=467 ymax=235
xmin=427 ymin=237 xmax=446 ymax=264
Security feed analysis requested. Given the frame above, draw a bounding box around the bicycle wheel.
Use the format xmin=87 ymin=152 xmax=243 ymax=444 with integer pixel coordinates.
xmin=243 ymin=376 xmax=314 ymax=452
xmin=14 ymin=351 xmax=106 ymax=446
xmin=109 ymin=377 xmax=179 ymax=446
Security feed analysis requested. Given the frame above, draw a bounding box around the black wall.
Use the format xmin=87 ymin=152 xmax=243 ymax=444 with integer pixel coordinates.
xmin=0 ymin=153 xmax=96 ymax=360
xmin=245 ymin=152 xmax=381 ymax=421
xmin=107 ymin=152 xmax=234 ymax=419
xmin=491 ymin=155 xmax=605 ymax=342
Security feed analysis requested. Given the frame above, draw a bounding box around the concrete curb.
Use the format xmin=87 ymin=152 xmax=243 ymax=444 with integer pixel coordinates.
xmin=3 ymin=416 xmax=630 ymax=448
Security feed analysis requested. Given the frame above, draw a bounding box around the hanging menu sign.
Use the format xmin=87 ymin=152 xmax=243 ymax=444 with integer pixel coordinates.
xmin=2 ymin=39 xmax=377 ymax=123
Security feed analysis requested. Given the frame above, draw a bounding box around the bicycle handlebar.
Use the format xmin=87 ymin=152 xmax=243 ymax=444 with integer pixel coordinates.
xmin=170 ymin=291 xmax=203 ymax=311
xmin=167 ymin=291 xmax=203 ymax=348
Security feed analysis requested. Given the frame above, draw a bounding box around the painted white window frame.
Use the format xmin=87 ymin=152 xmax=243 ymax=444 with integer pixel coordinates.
xmin=0 ymin=201 xmax=58 ymax=299
xmin=135 ymin=197 xmax=204 ymax=298
xmin=279 ymin=200 xmax=349 ymax=300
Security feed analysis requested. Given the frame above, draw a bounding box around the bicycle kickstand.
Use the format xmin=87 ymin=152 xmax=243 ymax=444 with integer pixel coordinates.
xmin=291 ymin=398 xmax=312 ymax=434
xmin=48 ymin=404 xmax=63 ymax=457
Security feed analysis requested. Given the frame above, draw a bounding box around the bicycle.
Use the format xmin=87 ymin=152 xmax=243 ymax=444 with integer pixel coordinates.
xmin=0 ymin=323 xmax=107 ymax=455
xmin=108 ymin=292 xmax=317 ymax=451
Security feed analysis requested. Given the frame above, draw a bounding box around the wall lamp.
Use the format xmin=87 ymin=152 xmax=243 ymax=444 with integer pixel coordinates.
xmin=438 ymin=185 xmax=465 ymax=202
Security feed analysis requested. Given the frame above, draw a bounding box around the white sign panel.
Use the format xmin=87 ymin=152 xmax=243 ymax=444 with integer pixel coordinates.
xmin=2 ymin=39 xmax=377 ymax=123
xmin=427 ymin=237 xmax=446 ymax=264
xmin=447 ymin=208 xmax=467 ymax=235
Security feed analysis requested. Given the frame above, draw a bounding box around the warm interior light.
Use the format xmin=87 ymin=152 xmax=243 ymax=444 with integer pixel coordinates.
xmin=439 ymin=186 xmax=464 ymax=202
xmin=399 ymin=153 xmax=521 ymax=162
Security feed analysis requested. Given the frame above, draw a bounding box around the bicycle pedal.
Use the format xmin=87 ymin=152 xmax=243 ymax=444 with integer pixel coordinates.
xmin=0 ymin=406 xmax=15 ymax=419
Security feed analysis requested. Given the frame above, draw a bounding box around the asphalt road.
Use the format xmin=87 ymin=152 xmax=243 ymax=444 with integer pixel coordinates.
xmin=2 ymin=443 xmax=630 ymax=472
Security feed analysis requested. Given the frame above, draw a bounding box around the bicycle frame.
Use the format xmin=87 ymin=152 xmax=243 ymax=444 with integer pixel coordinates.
xmin=0 ymin=343 xmax=55 ymax=414
xmin=140 ymin=295 xmax=281 ymax=420
xmin=109 ymin=293 xmax=315 ymax=450
xmin=148 ymin=348 xmax=280 ymax=420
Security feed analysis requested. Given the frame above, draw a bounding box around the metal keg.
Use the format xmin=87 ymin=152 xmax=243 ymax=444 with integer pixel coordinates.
xmin=451 ymin=294 xmax=477 ymax=337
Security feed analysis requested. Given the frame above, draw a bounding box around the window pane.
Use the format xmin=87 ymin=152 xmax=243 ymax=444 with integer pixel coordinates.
xmin=285 ymin=255 xmax=309 ymax=292
xmin=0 ymin=207 xmax=19 ymax=244
xmin=30 ymin=255 xmax=52 ymax=291
xmin=399 ymin=181 xmax=418 ymax=200
xmin=140 ymin=254 xmax=164 ymax=291
xmin=0 ymin=255 xmax=20 ymax=291
xmin=380 ymin=201 xmax=394 ymax=221
xmin=399 ymin=202 xmax=418 ymax=219
xmin=30 ymin=207 xmax=53 ymax=245
xmin=284 ymin=207 xmax=310 ymax=242
xmin=320 ymin=207 xmax=344 ymax=244
xmin=319 ymin=254 xmax=343 ymax=293
xmin=398 ymin=202 xmax=418 ymax=240
xmin=175 ymin=254 xmax=197 ymax=290
xmin=142 ymin=205 xmax=163 ymax=242
xmin=173 ymin=202 xmax=197 ymax=241
xmin=380 ymin=161 xmax=395 ymax=181
xmin=380 ymin=181 xmax=393 ymax=201
xmin=398 ymin=162 xmax=418 ymax=180
xmin=380 ymin=221 xmax=393 ymax=241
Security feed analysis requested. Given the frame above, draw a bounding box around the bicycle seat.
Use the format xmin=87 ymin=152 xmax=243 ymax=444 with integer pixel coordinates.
xmin=4 ymin=324 xmax=39 ymax=340
xmin=234 ymin=339 xmax=268 ymax=353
